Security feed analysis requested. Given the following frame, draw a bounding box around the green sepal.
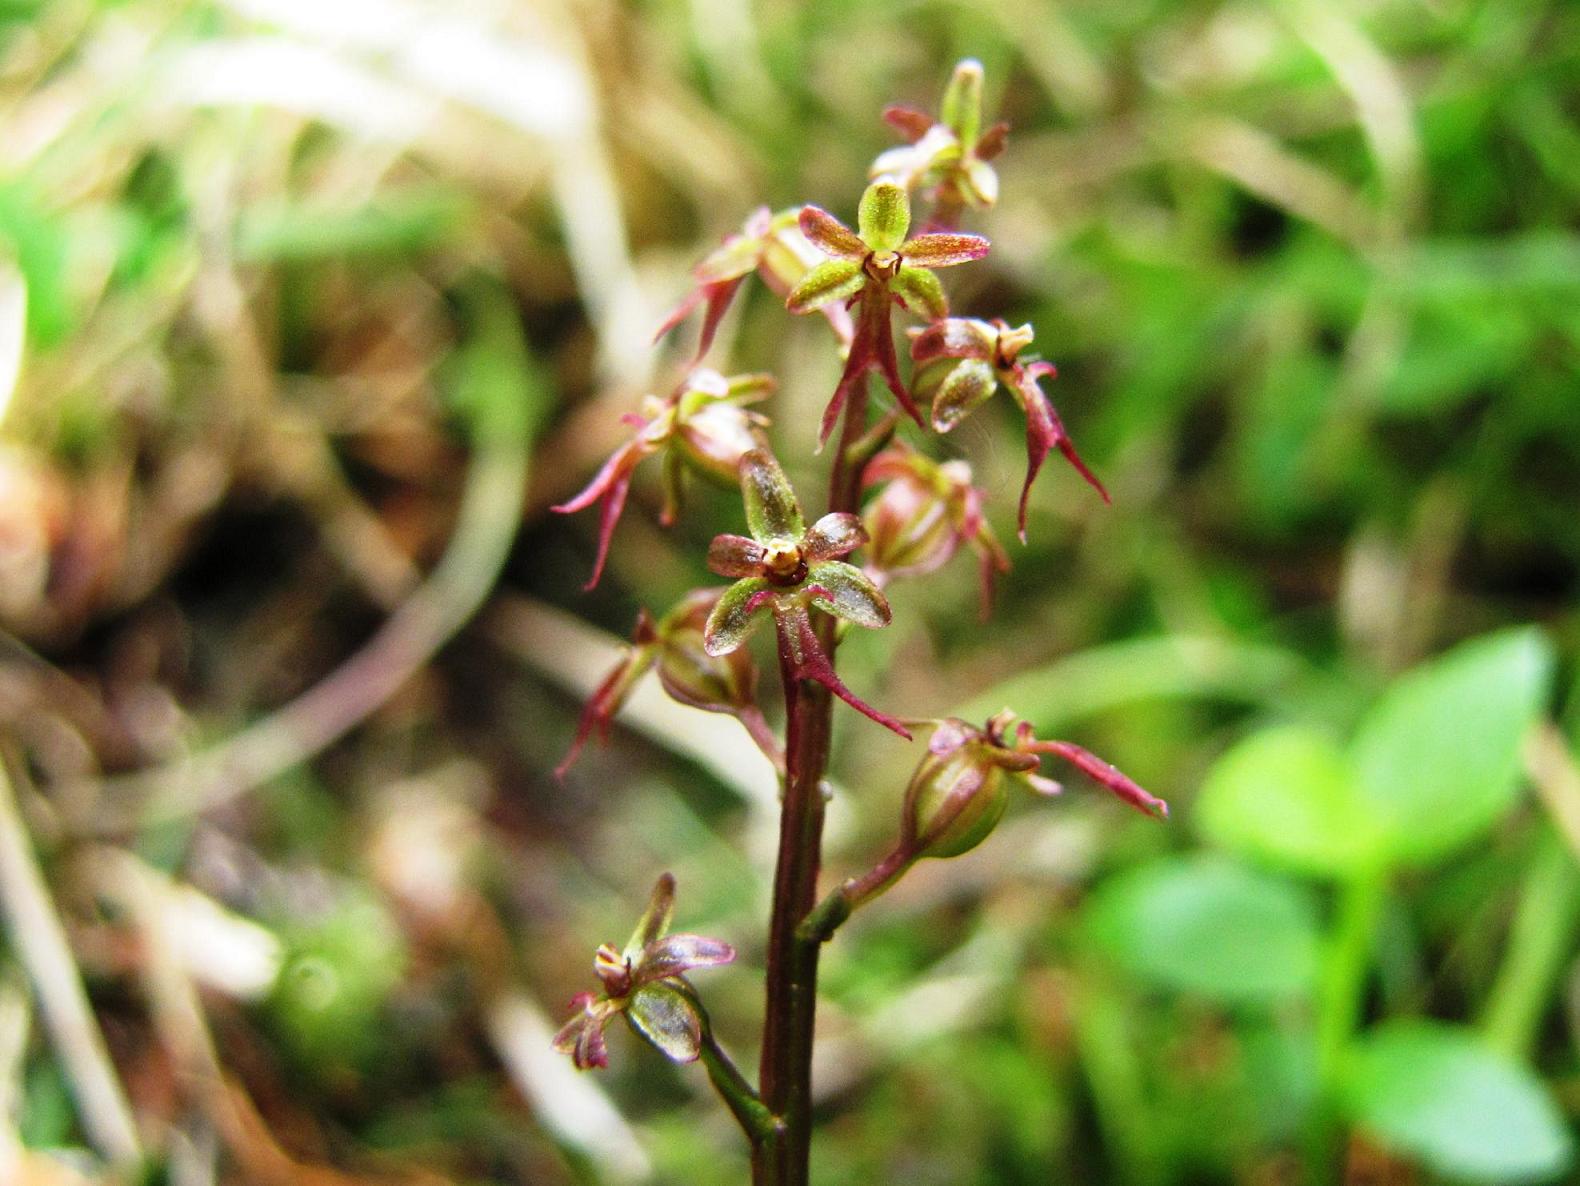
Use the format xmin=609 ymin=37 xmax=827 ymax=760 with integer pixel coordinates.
xmin=624 ymin=982 xmax=703 ymax=1064
xmin=891 ymin=266 xmax=947 ymax=320
xmin=625 ymin=873 xmax=676 ymax=959
xmin=786 ymin=258 xmax=864 ymax=314
xmin=740 ymin=449 xmax=805 ymax=544
xmin=858 ymin=180 xmax=911 ymax=252
xmin=930 ymin=358 xmax=997 ymax=432
xmin=807 ymin=561 xmax=890 ymax=630
xmin=941 ymin=59 xmax=984 ymax=147
xmin=704 ymin=577 xmax=774 ymax=656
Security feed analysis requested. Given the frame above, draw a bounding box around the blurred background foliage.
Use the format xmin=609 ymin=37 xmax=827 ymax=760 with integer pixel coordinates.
xmin=0 ymin=0 xmax=1577 ymax=1183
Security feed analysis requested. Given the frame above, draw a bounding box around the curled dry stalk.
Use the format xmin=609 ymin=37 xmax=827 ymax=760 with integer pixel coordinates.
xmin=551 ymin=62 xmax=1166 ymax=1185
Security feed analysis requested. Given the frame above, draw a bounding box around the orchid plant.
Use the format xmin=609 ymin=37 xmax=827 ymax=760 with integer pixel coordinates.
xmin=552 ymin=61 xmax=1166 ymax=1186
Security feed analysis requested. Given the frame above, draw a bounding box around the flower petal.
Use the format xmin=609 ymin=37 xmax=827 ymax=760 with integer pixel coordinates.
xmin=641 ymin=933 xmax=737 ymax=980
xmin=703 ymin=577 xmax=775 ymax=655
xmin=900 ymin=232 xmax=990 ymax=269
xmin=1012 ymin=369 xmax=1109 ymax=541
xmin=807 ymin=561 xmax=891 ymax=630
xmin=962 ymin=157 xmax=999 ymax=206
xmin=552 ymin=994 xmax=611 ymax=1071
xmin=798 ymin=206 xmax=867 ymax=260
xmin=804 ymin=512 xmax=866 ymax=561
xmin=554 ymin=635 xmax=658 ymax=778
xmin=552 ymin=438 xmax=655 ymax=590
xmin=624 ymin=983 xmax=702 ymax=1064
xmin=909 ymin=317 xmax=995 ymax=364
xmin=976 ymin=120 xmax=1010 ymax=160
xmin=890 ymin=266 xmax=948 ymax=321
xmin=707 ymin=533 xmax=766 ymax=578
xmin=785 ymin=258 xmax=865 ymax=314
xmin=777 ymin=602 xmax=910 ymax=738
xmin=883 ymin=103 xmax=934 ymax=143
xmin=739 ymin=449 xmax=806 ymax=544
xmin=930 ymin=358 xmax=997 ymax=432
xmin=858 ymin=179 xmax=911 ymax=252
xmin=1032 ymin=740 xmax=1169 ymax=819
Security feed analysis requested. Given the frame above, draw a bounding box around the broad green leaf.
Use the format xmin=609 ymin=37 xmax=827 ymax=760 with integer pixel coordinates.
xmin=1086 ymin=855 xmax=1321 ymax=1005
xmin=1341 ymin=1022 xmax=1573 ymax=1183
xmin=1196 ymin=725 xmax=1387 ymax=878
xmin=1352 ymin=628 xmax=1554 ymax=866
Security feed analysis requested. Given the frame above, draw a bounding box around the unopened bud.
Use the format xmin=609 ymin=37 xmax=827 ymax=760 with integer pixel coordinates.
xmin=902 ymin=720 xmax=1037 ymax=859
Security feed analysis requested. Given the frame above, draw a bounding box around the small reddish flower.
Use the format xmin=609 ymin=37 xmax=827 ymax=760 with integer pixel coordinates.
xmin=703 ymin=449 xmax=909 ymax=738
xmin=553 ymin=369 xmax=773 ymax=589
xmin=787 ymin=180 xmax=989 ymax=445
xmin=553 ymin=874 xmax=735 ymax=1070
xmin=903 ymin=712 xmax=1167 ymax=860
xmin=910 ymin=318 xmax=1109 ymax=541
xmin=556 ymin=589 xmax=779 ymax=777
xmin=656 ymin=206 xmax=854 ymax=360
xmin=873 ymin=58 xmax=1009 ymax=229
xmin=860 ymin=443 xmax=1009 ymax=618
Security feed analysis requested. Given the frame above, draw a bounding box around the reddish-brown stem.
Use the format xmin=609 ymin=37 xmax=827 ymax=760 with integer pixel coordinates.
xmin=753 ymin=382 xmax=872 ymax=1185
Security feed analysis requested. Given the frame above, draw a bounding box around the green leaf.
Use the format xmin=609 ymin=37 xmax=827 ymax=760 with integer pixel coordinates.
xmin=1196 ymin=726 xmax=1387 ymax=878
xmin=858 ymin=180 xmax=910 ymax=252
xmin=624 ymin=983 xmax=702 ymax=1064
xmin=1352 ymin=628 xmax=1554 ymax=866
xmin=1341 ymin=1022 xmax=1573 ymax=1182
xmin=1086 ymin=855 xmax=1321 ymax=1005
